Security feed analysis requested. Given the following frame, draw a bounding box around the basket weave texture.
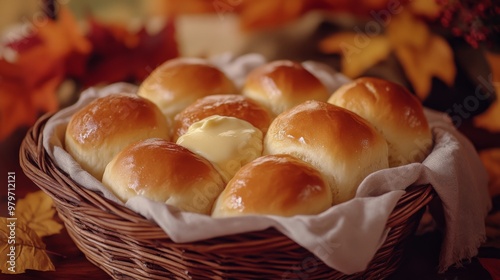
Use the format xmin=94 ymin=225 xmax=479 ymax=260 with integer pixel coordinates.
xmin=20 ymin=113 xmax=436 ymax=280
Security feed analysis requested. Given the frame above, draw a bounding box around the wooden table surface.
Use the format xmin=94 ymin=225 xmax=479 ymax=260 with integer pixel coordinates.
xmin=1 ymin=119 xmax=499 ymax=280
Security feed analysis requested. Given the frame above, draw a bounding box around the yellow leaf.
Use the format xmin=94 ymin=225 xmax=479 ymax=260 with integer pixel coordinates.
xmin=425 ymin=35 xmax=456 ymax=86
xmin=0 ymin=217 xmax=55 ymax=274
xmin=319 ymin=32 xmax=358 ymax=54
xmin=341 ymin=36 xmax=391 ymax=78
xmin=386 ymin=11 xmax=455 ymax=100
xmin=394 ymin=34 xmax=456 ymax=100
xmin=320 ymin=32 xmax=391 ymax=78
xmin=318 ymin=1 xmax=455 ymax=99
xmin=387 ymin=11 xmax=430 ymax=49
xmin=16 ymin=191 xmax=63 ymax=238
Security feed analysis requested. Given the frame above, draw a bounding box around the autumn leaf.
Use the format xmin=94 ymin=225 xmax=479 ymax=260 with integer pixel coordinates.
xmin=0 ymin=217 xmax=55 ymax=274
xmin=393 ymin=33 xmax=456 ymax=99
xmin=388 ymin=10 xmax=455 ymax=99
xmin=0 ymin=6 xmax=91 ymax=140
xmin=0 ymin=37 xmax=65 ymax=140
xmin=386 ymin=10 xmax=430 ymax=49
xmin=320 ymin=33 xmax=391 ymax=78
xmin=319 ymin=2 xmax=456 ymax=100
xmin=16 ymin=191 xmax=63 ymax=238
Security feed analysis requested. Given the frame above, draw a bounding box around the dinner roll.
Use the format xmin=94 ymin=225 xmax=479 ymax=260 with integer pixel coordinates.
xmin=264 ymin=100 xmax=389 ymax=205
xmin=328 ymin=77 xmax=433 ymax=167
xmin=212 ymin=154 xmax=332 ymax=217
xmin=173 ymin=94 xmax=273 ymax=141
xmin=102 ymin=138 xmax=225 ymax=214
xmin=65 ymin=93 xmax=169 ymax=180
xmin=243 ymin=60 xmax=330 ymax=116
xmin=137 ymin=57 xmax=237 ymax=129
xmin=177 ymin=115 xmax=263 ymax=183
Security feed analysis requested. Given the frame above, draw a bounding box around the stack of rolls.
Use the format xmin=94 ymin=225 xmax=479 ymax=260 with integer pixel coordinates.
xmin=64 ymin=57 xmax=433 ymax=217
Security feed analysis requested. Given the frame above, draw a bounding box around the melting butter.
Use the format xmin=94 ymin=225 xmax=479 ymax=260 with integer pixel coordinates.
xmin=177 ymin=115 xmax=263 ymax=183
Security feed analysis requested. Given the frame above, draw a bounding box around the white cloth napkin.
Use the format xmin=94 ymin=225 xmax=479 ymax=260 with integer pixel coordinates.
xmin=42 ymin=54 xmax=490 ymax=274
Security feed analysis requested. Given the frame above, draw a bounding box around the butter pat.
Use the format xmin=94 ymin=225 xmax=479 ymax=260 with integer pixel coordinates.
xmin=177 ymin=115 xmax=263 ymax=182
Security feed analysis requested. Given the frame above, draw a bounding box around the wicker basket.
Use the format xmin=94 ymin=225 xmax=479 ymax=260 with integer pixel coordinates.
xmin=20 ymin=113 xmax=436 ymax=280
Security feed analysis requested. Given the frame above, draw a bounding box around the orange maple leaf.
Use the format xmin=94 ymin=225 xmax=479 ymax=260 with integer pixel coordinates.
xmin=0 ymin=7 xmax=91 ymax=140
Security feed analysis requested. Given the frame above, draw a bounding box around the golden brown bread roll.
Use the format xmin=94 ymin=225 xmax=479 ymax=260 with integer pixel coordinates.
xmin=212 ymin=154 xmax=332 ymax=217
xmin=64 ymin=93 xmax=169 ymax=180
xmin=173 ymin=94 xmax=273 ymax=141
xmin=137 ymin=57 xmax=238 ymax=130
xmin=328 ymin=77 xmax=433 ymax=167
xmin=242 ymin=60 xmax=330 ymax=116
xmin=176 ymin=115 xmax=263 ymax=183
xmin=264 ymin=100 xmax=389 ymax=205
xmin=102 ymin=138 xmax=225 ymax=214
